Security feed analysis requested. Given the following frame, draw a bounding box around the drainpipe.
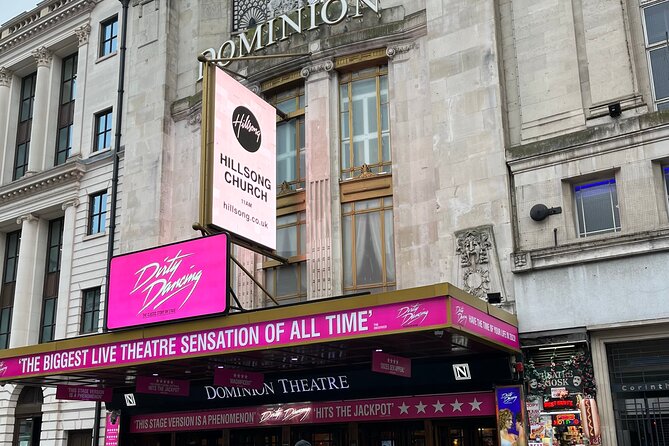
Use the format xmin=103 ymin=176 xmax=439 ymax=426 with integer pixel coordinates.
xmin=95 ymin=1 xmax=130 ymax=445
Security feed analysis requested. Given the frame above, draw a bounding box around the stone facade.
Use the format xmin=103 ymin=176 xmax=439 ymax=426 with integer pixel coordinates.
xmin=1 ymin=0 xmax=668 ymax=445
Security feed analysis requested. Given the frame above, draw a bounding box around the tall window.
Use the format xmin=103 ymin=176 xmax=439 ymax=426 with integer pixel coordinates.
xmin=267 ymin=86 xmax=305 ymax=192
xmin=265 ymin=211 xmax=306 ymax=304
xmin=0 ymin=231 xmax=20 ymax=349
xmin=99 ymin=16 xmax=118 ymax=57
xmin=14 ymin=73 xmax=36 ymax=180
xmin=88 ymin=191 xmax=108 ymax=235
xmin=55 ymin=54 xmax=77 ymax=165
xmin=339 ymin=66 xmax=390 ymax=179
xmin=643 ymin=1 xmax=669 ymax=110
xmin=94 ymin=109 xmax=113 ymax=152
xmin=81 ymin=287 xmax=100 ymax=334
xmin=574 ymin=178 xmax=621 ymax=237
xmin=40 ymin=219 xmax=63 ymax=343
xmin=342 ymin=197 xmax=395 ymax=293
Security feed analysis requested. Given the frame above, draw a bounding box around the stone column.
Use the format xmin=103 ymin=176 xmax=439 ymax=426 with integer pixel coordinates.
xmin=10 ymin=214 xmax=47 ymax=348
xmin=72 ymin=24 xmax=91 ymax=160
xmin=54 ymin=199 xmax=79 ymax=340
xmin=0 ymin=67 xmax=13 ymax=185
xmin=27 ymin=47 xmax=53 ymax=174
xmin=301 ymin=60 xmax=336 ymax=299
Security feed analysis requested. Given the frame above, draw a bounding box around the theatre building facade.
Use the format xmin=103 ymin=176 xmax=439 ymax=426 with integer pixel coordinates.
xmin=0 ymin=0 xmax=525 ymax=446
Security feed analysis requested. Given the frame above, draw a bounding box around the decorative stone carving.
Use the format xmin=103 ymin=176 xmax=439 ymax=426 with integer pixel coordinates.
xmin=0 ymin=67 xmax=12 ymax=87
xmin=386 ymin=42 xmax=417 ymax=60
xmin=62 ymin=199 xmax=80 ymax=211
xmin=188 ymin=112 xmax=201 ymax=126
xmin=75 ymin=24 xmax=92 ymax=46
xmin=455 ymin=226 xmax=499 ymax=300
xmin=31 ymin=46 xmax=53 ymax=67
xmin=513 ymin=252 xmax=528 ymax=269
xmin=16 ymin=213 xmax=38 ymax=225
xmin=456 ymin=229 xmax=491 ymax=267
xmin=300 ymin=59 xmax=334 ymax=78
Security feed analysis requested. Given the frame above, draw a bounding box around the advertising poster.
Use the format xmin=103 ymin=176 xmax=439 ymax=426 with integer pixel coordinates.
xmin=107 ymin=233 xmax=229 ymax=329
xmin=105 ymin=413 xmax=120 ymax=446
xmin=209 ymin=67 xmax=276 ymax=250
xmin=496 ymin=385 xmax=526 ymax=446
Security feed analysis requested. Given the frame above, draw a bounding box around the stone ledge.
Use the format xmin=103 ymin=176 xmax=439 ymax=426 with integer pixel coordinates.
xmin=511 ymin=228 xmax=669 ymax=272
xmin=0 ymin=160 xmax=86 ymax=205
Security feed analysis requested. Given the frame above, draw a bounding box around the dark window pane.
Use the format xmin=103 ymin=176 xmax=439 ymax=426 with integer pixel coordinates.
xmin=650 ymin=47 xmax=669 ymax=101
xmin=645 ymin=2 xmax=669 ymax=45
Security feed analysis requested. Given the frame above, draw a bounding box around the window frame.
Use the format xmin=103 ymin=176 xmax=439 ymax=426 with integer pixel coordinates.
xmin=573 ymin=178 xmax=621 ymax=238
xmin=641 ymin=0 xmax=669 ymax=109
xmin=88 ymin=191 xmax=108 ymax=235
xmin=80 ymin=287 xmax=101 ymax=334
xmin=99 ymin=15 xmax=119 ymax=58
xmin=14 ymin=73 xmax=37 ymax=180
xmin=341 ymin=195 xmax=396 ymax=293
xmin=55 ymin=53 xmax=78 ymax=166
xmin=339 ymin=65 xmax=390 ymax=179
xmin=93 ymin=109 xmax=113 ymax=152
xmin=0 ymin=230 xmax=20 ymax=349
xmin=266 ymin=85 xmax=306 ymax=193
xmin=39 ymin=218 xmax=63 ymax=343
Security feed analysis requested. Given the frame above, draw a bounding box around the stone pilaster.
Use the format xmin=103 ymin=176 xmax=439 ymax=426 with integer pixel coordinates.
xmin=0 ymin=67 xmax=13 ymax=185
xmin=54 ymin=199 xmax=79 ymax=339
xmin=72 ymin=25 xmax=92 ymax=159
xmin=27 ymin=47 xmax=53 ymax=173
xmin=10 ymin=214 xmax=46 ymax=347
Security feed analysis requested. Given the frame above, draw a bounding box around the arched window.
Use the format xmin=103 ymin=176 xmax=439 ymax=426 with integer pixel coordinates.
xmin=14 ymin=386 xmax=43 ymax=446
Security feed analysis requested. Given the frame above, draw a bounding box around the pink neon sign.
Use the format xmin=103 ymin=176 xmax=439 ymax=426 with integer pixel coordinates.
xmin=450 ymin=298 xmax=519 ymax=349
xmin=130 ymin=392 xmax=495 ymax=433
xmin=0 ymin=297 xmax=448 ymax=379
xmin=107 ymin=233 xmax=229 ymax=330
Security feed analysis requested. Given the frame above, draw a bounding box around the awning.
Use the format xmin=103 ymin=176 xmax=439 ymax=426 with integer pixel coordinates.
xmin=0 ymin=283 xmax=518 ymax=388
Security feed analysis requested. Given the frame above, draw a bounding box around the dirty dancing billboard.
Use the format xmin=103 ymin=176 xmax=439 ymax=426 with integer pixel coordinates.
xmin=205 ymin=67 xmax=276 ymax=250
xmin=107 ymin=233 xmax=229 ymax=329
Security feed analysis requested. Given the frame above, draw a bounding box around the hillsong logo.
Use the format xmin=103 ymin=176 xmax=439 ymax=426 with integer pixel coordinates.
xmin=232 ymin=106 xmax=262 ymax=153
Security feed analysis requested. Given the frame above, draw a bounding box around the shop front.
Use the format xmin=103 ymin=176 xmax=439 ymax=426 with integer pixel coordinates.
xmin=0 ymin=284 xmax=521 ymax=446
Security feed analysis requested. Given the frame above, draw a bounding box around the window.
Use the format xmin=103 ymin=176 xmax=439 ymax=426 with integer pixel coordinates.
xmin=14 ymin=73 xmax=36 ymax=180
xmin=0 ymin=231 xmax=20 ymax=349
xmin=265 ymin=211 xmax=307 ymax=304
xmin=55 ymin=54 xmax=77 ymax=165
xmin=574 ymin=178 xmax=621 ymax=237
xmin=81 ymin=288 xmax=100 ymax=334
xmin=342 ymin=197 xmax=395 ymax=293
xmin=339 ymin=66 xmax=390 ymax=179
xmin=664 ymin=166 xmax=669 ymax=211
xmin=643 ymin=1 xmax=669 ymax=109
xmin=40 ymin=218 xmax=63 ymax=343
xmin=88 ymin=191 xmax=108 ymax=235
xmin=99 ymin=16 xmax=118 ymax=57
xmin=94 ymin=109 xmax=113 ymax=151
xmin=267 ymin=86 xmax=305 ymax=192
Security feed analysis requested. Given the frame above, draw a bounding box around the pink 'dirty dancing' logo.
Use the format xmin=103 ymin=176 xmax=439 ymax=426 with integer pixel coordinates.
xmin=455 ymin=305 xmax=468 ymax=325
xmin=259 ymin=407 xmax=311 ymax=424
xmin=132 ymin=250 xmax=203 ymax=315
xmin=396 ymin=304 xmax=429 ymax=326
xmin=0 ymin=361 xmax=7 ymax=376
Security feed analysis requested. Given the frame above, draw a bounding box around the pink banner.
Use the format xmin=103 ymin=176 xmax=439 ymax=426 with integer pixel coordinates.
xmin=130 ymin=391 xmax=494 ymax=433
xmin=136 ymin=376 xmax=190 ymax=396
xmin=215 ymin=368 xmax=264 ymax=389
xmin=451 ymin=299 xmax=519 ymax=349
xmin=108 ymin=233 xmax=229 ymax=329
xmin=372 ymin=351 xmax=412 ymax=378
xmin=56 ymin=385 xmax=111 ymax=402
xmin=0 ymin=297 xmax=447 ymax=379
xmin=105 ymin=413 xmax=120 ymax=446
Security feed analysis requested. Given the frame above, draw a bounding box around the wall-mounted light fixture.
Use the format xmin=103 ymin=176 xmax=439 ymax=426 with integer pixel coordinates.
xmin=608 ymin=102 xmax=622 ymax=118
xmin=530 ymin=204 xmax=562 ymax=222
xmin=486 ymin=292 xmax=502 ymax=304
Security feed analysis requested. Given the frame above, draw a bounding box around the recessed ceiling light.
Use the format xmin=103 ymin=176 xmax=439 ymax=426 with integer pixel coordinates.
xmin=375 ymin=348 xmax=383 ymax=352
xmin=217 ymin=365 xmax=225 ymax=369
xmin=152 ymin=373 xmax=159 ymax=377
xmin=184 ymin=370 xmax=191 ymax=374
xmin=291 ymin=356 xmax=299 ymax=361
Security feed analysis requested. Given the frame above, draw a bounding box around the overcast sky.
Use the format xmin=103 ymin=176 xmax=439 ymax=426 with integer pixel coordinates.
xmin=0 ymin=0 xmax=40 ymax=27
